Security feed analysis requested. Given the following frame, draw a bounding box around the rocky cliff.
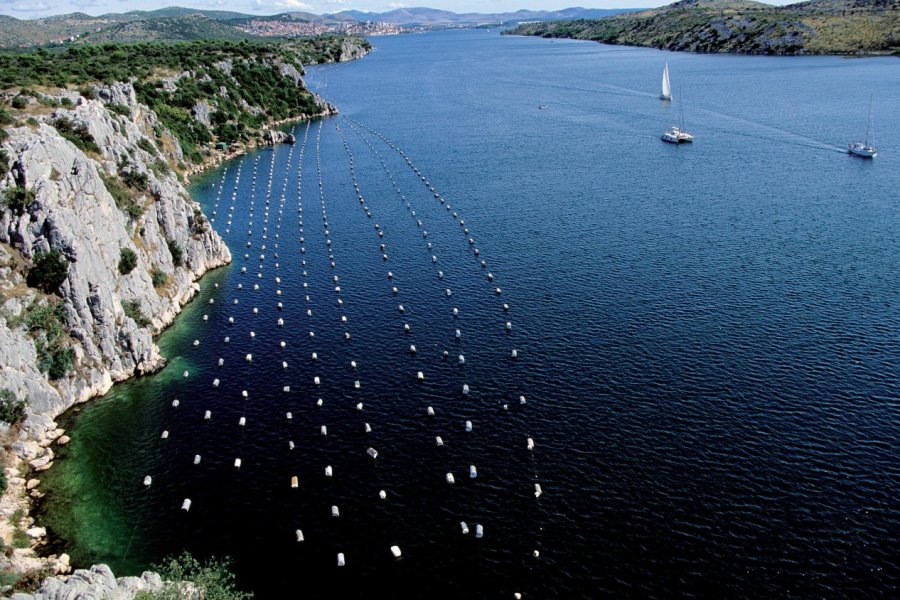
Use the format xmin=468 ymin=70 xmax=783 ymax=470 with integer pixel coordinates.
xmin=0 ymin=83 xmax=231 ymax=439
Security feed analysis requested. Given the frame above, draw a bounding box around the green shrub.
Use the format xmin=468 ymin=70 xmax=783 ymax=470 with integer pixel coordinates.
xmin=11 ymin=95 xmax=27 ymax=109
xmin=40 ymin=344 xmax=73 ymax=380
xmin=0 ymin=107 xmax=13 ymax=125
xmin=26 ymin=249 xmax=68 ymax=294
xmin=101 ymin=174 xmax=144 ymax=221
xmin=150 ymin=159 xmax=170 ymax=177
xmin=0 ymin=471 xmax=6 ymax=497
xmin=122 ymin=299 xmax=150 ymax=327
xmin=167 ymin=240 xmax=183 ymax=267
xmin=137 ymin=137 xmax=159 ymax=157
xmin=1 ymin=186 xmax=35 ymax=213
xmin=0 ymin=389 xmax=26 ymax=424
xmin=60 ymin=97 xmax=74 ymax=107
xmin=0 ymin=128 xmax=7 ymax=141
xmin=52 ymin=118 xmax=100 ymax=154
xmin=11 ymin=529 xmax=30 ymax=549
xmin=20 ymin=300 xmax=73 ymax=380
xmin=143 ymin=552 xmax=252 ymax=600
xmin=120 ymin=168 xmax=149 ymax=191
xmin=10 ymin=567 xmax=52 ymax=593
xmin=118 ymin=247 xmax=137 ymax=275
xmin=150 ymin=268 xmax=168 ymax=287
xmin=107 ymin=103 xmax=131 ymax=118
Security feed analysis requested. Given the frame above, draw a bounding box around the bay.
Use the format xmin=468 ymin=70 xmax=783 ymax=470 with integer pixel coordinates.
xmin=39 ymin=30 xmax=899 ymax=598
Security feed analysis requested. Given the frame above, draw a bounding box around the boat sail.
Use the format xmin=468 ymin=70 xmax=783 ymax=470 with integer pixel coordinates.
xmin=660 ymin=62 xmax=672 ymax=101
xmin=848 ymin=96 xmax=877 ymax=158
xmin=661 ymin=92 xmax=692 ymax=144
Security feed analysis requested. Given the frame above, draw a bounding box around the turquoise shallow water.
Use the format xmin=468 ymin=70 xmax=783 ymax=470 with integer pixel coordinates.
xmin=39 ymin=31 xmax=899 ymax=598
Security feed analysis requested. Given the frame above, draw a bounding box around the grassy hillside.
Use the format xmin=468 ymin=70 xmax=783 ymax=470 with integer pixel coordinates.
xmin=507 ymin=0 xmax=900 ymax=55
xmin=73 ymin=15 xmax=258 ymax=44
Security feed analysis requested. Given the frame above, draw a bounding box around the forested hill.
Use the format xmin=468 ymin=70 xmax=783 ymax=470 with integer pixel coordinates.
xmin=506 ymin=0 xmax=900 ymax=55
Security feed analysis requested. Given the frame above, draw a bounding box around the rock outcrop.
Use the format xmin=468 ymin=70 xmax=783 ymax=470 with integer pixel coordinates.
xmin=0 ymin=83 xmax=231 ymax=431
xmin=7 ymin=564 xmax=166 ymax=600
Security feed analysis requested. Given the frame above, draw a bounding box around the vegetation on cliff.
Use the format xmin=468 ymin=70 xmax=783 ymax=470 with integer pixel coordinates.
xmin=0 ymin=36 xmax=370 ymax=162
xmin=506 ymin=0 xmax=900 ymax=55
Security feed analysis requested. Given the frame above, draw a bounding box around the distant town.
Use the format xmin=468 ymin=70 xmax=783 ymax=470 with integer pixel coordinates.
xmin=234 ymin=20 xmax=406 ymax=38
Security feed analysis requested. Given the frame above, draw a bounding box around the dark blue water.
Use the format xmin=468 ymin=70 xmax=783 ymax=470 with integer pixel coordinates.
xmin=41 ymin=31 xmax=899 ymax=598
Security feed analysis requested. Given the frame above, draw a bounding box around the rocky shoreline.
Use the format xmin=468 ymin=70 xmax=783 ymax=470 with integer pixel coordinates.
xmin=0 ymin=39 xmax=369 ymax=597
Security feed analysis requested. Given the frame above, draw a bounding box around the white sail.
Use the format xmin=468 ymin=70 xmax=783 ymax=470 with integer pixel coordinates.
xmin=660 ymin=62 xmax=672 ymax=101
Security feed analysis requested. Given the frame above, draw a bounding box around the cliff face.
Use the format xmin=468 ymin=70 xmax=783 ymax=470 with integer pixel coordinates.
xmin=0 ymin=83 xmax=231 ymax=435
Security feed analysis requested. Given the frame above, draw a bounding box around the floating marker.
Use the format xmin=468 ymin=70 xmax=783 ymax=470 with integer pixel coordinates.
xmin=506 ymin=321 xmax=512 ymax=331
xmin=469 ymin=465 xmax=478 ymax=478
xmin=291 ymin=476 xmax=299 ymax=488
xmin=182 ymin=371 xmax=189 ymax=378
xmin=143 ymin=476 xmax=152 ymax=487
xmin=351 ymin=360 xmax=357 ymax=369
xmin=379 ymin=490 xmax=387 ymax=500
xmin=181 ymin=499 xmax=192 ymax=511
xmin=475 ymin=524 xmax=484 ymax=539
xmin=463 ymin=384 xmax=470 ymax=395
xmin=218 ymin=358 xmax=224 ymax=366
xmin=241 ymin=390 xmax=248 ymax=398
xmin=288 ymin=441 xmax=295 ymax=450
xmin=325 ymin=466 xmax=333 ymax=477
xmin=246 ymin=354 xmax=252 ymax=362
xmin=520 ymin=395 xmax=527 ymax=405
xmin=417 ymin=371 xmax=424 ymax=381
xmin=436 ymin=436 xmax=444 ymax=446
xmin=427 ymin=406 xmax=434 ymax=416
xmin=458 ymin=354 xmax=465 ymax=365
xmin=286 ymin=412 xmax=292 ymax=420
xmin=354 ymin=380 xmax=361 ymax=389
xmin=356 ymin=402 xmax=363 ymax=411
xmin=527 ymin=437 xmax=535 ymax=451
xmin=295 ymin=529 xmax=304 ymax=542
xmin=317 ymin=399 xmax=324 ymax=407
xmin=172 ymin=399 xmax=180 ymax=408
xmin=193 ymin=454 xmax=201 ymax=465
xmin=239 ymin=417 xmax=246 ymax=426
xmin=446 ymin=472 xmax=455 ymax=484
xmin=367 ymin=447 xmax=378 ymax=460
xmin=460 ymin=522 xmax=469 ymax=535
xmin=410 ymin=344 xmax=417 ymax=354
xmin=337 ymin=553 xmax=345 ymax=567
xmin=321 ymin=425 xmax=327 ymax=436
xmin=332 ymin=506 xmax=340 ymax=517
xmin=282 ymin=361 xmax=288 ymax=369
xmin=234 ymin=458 xmax=241 ymax=468
xmin=161 ymin=430 xmax=169 ymax=439
xmin=312 ymin=352 xmax=318 ymax=361
xmin=314 ymin=376 xmax=321 ymax=385
xmin=390 ymin=546 xmax=402 ymax=558
xmin=204 ymin=410 xmax=211 ymax=420
xmin=534 ymin=483 xmax=543 ymax=498
xmin=511 ymin=349 xmax=518 ymax=359
xmin=364 ymin=423 xmax=371 ymax=433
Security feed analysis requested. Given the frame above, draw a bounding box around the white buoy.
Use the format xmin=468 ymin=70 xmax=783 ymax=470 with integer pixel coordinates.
xmin=325 ymin=465 xmax=333 ymax=477
xmin=250 ymin=331 xmax=256 ymax=338
xmin=194 ymin=455 xmax=201 ymax=465
xmin=520 ymin=395 xmax=527 ymax=404
xmin=534 ymin=483 xmax=543 ymax=498
xmin=172 ymin=399 xmax=180 ymax=407
xmin=465 ymin=420 xmax=473 ymax=432
xmin=218 ymin=358 xmax=224 ymax=366
xmin=239 ymin=417 xmax=246 ymax=426
xmin=452 ymin=307 xmax=459 ymax=316
xmin=203 ymin=315 xmax=208 ymax=321
xmin=367 ymin=447 xmax=378 ymax=459
xmin=446 ymin=472 xmax=455 ymax=484
xmin=438 ymin=271 xmax=444 ymax=279
xmin=390 ymin=546 xmax=402 ymax=558
xmin=234 ymin=458 xmax=241 ymax=468
xmin=332 ymin=505 xmax=340 ymax=517
xmin=280 ymin=341 xmax=286 ymax=348
xmin=512 ymin=349 xmax=518 ymax=359
xmin=321 ymin=425 xmax=327 ymax=435
xmin=462 ymin=384 xmax=470 ymax=395
xmin=312 ymin=352 xmax=318 ymax=361
xmin=417 ymin=371 xmax=424 ymax=381
xmin=436 ymin=436 xmax=444 ymax=446
xmin=282 ymin=361 xmax=288 ymax=369
xmin=496 ymin=287 xmax=502 ymax=295
xmin=506 ymin=321 xmax=512 ymax=331
xmin=183 ymin=370 xmax=189 ymax=378
xmin=241 ymin=390 xmax=248 ymax=398
xmin=181 ymin=499 xmax=192 ymax=511
xmin=314 ymin=376 xmax=321 ymax=385
xmin=410 ymin=344 xmax=417 ymax=354
xmin=469 ymin=465 xmax=477 ymax=478
xmin=458 ymin=354 xmax=465 ymax=365
xmin=337 ymin=553 xmax=345 ymax=567
xmin=354 ymin=380 xmax=361 ymax=389
xmin=246 ymin=353 xmax=253 ymax=362
xmin=224 ymin=336 xmax=230 ymax=343
xmin=445 ymin=288 xmax=452 ymax=297
xmin=356 ymin=402 xmax=363 ymax=411
xmin=527 ymin=437 xmax=535 ymax=451
xmin=460 ymin=521 xmax=469 ymax=535
xmin=286 ymin=412 xmax=292 ymax=420
xmin=455 ymin=329 xmax=461 ymax=339
xmin=161 ymin=430 xmax=169 ymax=439
xmin=503 ymin=303 xmax=509 ymax=311
xmin=278 ymin=318 xmax=284 ymax=326
xmin=404 ymin=324 xmax=411 ymax=332
xmin=427 ymin=406 xmax=435 ymax=416
xmin=475 ymin=524 xmax=484 ymax=539
xmin=398 ymin=304 xmax=405 ymax=313
xmin=204 ymin=410 xmax=211 ymax=420
xmin=143 ymin=476 xmax=152 ymax=486
xmin=295 ymin=529 xmax=304 ymax=542
xmin=317 ymin=399 xmax=323 ymax=407
xmin=351 ymin=360 xmax=357 ymax=369
xmin=288 ymin=441 xmax=294 ymax=450
xmin=379 ymin=490 xmax=387 ymax=500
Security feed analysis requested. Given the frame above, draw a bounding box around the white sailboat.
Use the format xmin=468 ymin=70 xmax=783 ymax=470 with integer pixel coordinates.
xmin=848 ymin=96 xmax=876 ymax=158
xmin=660 ymin=61 xmax=672 ymax=101
xmin=662 ymin=93 xmax=692 ymax=144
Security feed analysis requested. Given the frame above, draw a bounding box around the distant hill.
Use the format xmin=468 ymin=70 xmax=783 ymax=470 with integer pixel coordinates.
xmin=507 ymin=0 xmax=900 ymax=55
xmin=332 ymin=6 xmax=638 ymax=25
xmin=75 ymin=15 xmax=258 ymax=44
xmin=0 ymin=5 xmax=645 ymax=48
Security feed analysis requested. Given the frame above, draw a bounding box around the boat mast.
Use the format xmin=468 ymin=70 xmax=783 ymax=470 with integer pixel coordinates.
xmin=867 ymin=94 xmax=874 ymax=148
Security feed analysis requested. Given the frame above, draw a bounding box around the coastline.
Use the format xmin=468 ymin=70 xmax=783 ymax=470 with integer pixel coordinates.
xmin=0 ymin=45 xmax=366 ymax=595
